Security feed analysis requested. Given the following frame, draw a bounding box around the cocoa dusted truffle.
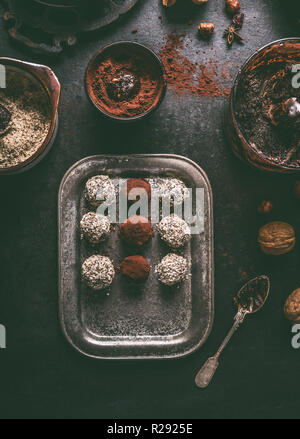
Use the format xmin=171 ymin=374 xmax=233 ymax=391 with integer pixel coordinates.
xmin=85 ymin=175 xmax=115 ymax=208
xmin=157 ymin=214 xmax=191 ymax=248
xmin=155 ymin=253 xmax=187 ymax=286
xmin=121 ymin=255 xmax=151 ymax=280
xmin=80 ymin=212 xmax=110 ymax=245
xmin=121 ymin=215 xmax=153 ymax=246
xmin=82 ymin=255 xmax=115 ymax=290
xmin=126 ymin=178 xmax=151 ymax=201
xmin=107 ymin=72 xmax=140 ymax=101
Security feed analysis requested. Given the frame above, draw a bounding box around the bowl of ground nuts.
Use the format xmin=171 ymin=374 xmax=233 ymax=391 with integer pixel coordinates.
xmin=0 ymin=58 xmax=60 ymax=175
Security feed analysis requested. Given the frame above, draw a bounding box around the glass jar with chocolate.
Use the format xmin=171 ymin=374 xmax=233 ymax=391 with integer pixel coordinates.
xmin=226 ymin=38 xmax=300 ymax=173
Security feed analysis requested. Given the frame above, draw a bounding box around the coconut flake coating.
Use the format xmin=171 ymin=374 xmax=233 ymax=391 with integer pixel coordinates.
xmin=82 ymin=255 xmax=115 ymax=290
xmin=85 ymin=175 xmax=115 ymax=208
xmin=80 ymin=212 xmax=110 ymax=245
xmin=148 ymin=178 xmax=189 ymax=206
xmin=155 ymin=253 xmax=187 ymax=286
xmin=158 ymin=214 xmax=191 ymax=248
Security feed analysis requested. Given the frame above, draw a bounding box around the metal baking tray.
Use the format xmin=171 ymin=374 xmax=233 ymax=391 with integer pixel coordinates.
xmin=58 ymin=154 xmax=214 ymax=359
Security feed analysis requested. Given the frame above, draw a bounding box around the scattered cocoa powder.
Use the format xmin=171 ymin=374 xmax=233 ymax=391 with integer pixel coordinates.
xmin=159 ymin=34 xmax=231 ymax=98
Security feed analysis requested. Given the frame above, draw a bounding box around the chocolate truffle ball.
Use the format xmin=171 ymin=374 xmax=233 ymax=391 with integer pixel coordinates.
xmin=82 ymin=255 xmax=115 ymax=290
xmin=155 ymin=253 xmax=187 ymax=286
xmin=107 ymin=72 xmax=140 ymax=101
xmin=80 ymin=212 xmax=110 ymax=245
xmin=126 ymin=178 xmax=151 ymax=202
xmin=85 ymin=175 xmax=115 ymax=208
xmin=159 ymin=178 xmax=189 ymax=206
xmin=121 ymin=215 xmax=152 ymax=246
xmin=121 ymin=255 xmax=150 ymax=280
xmin=158 ymin=214 xmax=191 ymax=248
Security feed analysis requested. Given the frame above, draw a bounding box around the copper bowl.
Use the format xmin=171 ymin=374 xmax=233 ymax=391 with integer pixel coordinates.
xmin=226 ymin=38 xmax=300 ymax=173
xmin=0 ymin=58 xmax=60 ymax=175
xmin=85 ymin=41 xmax=167 ymax=122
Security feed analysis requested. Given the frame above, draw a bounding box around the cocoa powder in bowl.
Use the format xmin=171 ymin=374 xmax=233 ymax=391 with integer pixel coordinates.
xmin=86 ymin=42 xmax=166 ymax=120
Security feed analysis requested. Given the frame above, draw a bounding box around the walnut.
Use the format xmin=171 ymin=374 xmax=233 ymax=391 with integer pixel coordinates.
xmin=198 ymin=23 xmax=215 ymax=37
xmin=162 ymin=0 xmax=176 ymax=6
xmin=284 ymin=289 xmax=300 ymax=323
xmin=258 ymin=221 xmax=295 ymax=255
xmin=226 ymin=0 xmax=240 ymax=15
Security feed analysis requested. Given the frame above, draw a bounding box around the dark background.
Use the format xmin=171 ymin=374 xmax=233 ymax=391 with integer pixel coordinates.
xmin=0 ymin=0 xmax=299 ymax=420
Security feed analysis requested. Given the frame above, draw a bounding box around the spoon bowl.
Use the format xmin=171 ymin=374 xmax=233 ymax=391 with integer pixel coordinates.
xmin=235 ymin=275 xmax=270 ymax=314
xmin=195 ymin=275 xmax=270 ymax=388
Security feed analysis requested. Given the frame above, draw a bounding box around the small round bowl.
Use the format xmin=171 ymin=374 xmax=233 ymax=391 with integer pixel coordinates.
xmin=226 ymin=38 xmax=300 ymax=173
xmin=0 ymin=58 xmax=60 ymax=176
xmin=85 ymin=41 xmax=167 ymax=122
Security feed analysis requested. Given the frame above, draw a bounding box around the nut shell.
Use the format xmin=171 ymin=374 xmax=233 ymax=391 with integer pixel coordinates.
xmin=226 ymin=0 xmax=240 ymax=15
xmin=257 ymin=200 xmax=273 ymax=215
xmin=198 ymin=23 xmax=215 ymax=37
xmin=162 ymin=0 xmax=176 ymax=6
xmin=258 ymin=221 xmax=295 ymax=255
xmin=284 ymin=289 xmax=300 ymax=323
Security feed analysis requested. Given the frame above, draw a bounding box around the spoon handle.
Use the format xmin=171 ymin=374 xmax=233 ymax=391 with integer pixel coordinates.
xmin=195 ymin=356 xmax=220 ymax=388
xmin=195 ymin=309 xmax=246 ymax=388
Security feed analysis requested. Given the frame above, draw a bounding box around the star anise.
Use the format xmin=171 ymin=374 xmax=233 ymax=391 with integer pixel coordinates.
xmin=224 ymin=24 xmax=244 ymax=46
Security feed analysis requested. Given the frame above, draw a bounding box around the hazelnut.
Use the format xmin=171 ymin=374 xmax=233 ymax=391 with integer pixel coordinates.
xmin=284 ymin=289 xmax=300 ymax=323
xmin=294 ymin=181 xmax=300 ymax=199
xmin=226 ymin=0 xmax=240 ymax=15
xmin=192 ymin=0 xmax=208 ymax=4
xmin=198 ymin=23 xmax=215 ymax=37
xmin=162 ymin=0 xmax=176 ymax=6
xmin=257 ymin=200 xmax=273 ymax=215
xmin=258 ymin=221 xmax=295 ymax=255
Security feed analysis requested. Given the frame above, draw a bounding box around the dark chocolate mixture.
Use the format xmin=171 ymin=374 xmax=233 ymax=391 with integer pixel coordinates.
xmin=236 ymin=63 xmax=300 ymax=167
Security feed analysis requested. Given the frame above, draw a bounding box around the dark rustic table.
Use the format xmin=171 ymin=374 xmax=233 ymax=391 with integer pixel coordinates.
xmin=0 ymin=0 xmax=299 ymax=420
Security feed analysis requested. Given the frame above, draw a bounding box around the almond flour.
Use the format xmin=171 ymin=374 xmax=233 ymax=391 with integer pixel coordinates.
xmin=0 ymin=69 xmax=51 ymax=168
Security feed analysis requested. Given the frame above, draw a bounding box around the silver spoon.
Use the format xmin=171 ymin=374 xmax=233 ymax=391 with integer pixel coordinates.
xmin=195 ymin=275 xmax=270 ymax=389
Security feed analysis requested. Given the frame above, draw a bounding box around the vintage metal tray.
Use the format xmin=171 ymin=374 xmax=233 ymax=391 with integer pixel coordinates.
xmin=58 ymin=154 xmax=214 ymax=359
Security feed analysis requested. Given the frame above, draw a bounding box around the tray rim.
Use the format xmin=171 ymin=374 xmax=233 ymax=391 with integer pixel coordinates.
xmin=58 ymin=153 xmax=214 ymax=360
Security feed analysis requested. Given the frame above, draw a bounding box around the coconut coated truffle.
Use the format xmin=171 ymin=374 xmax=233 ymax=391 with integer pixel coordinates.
xmin=155 ymin=253 xmax=187 ymax=286
xmin=85 ymin=175 xmax=115 ymax=208
xmin=158 ymin=214 xmax=191 ymax=248
xmin=120 ymin=255 xmax=151 ymax=280
xmin=82 ymin=255 xmax=115 ymax=290
xmin=153 ymin=178 xmax=189 ymax=206
xmin=80 ymin=212 xmax=110 ymax=245
xmin=121 ymin=215 xmax=153 ymax=246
